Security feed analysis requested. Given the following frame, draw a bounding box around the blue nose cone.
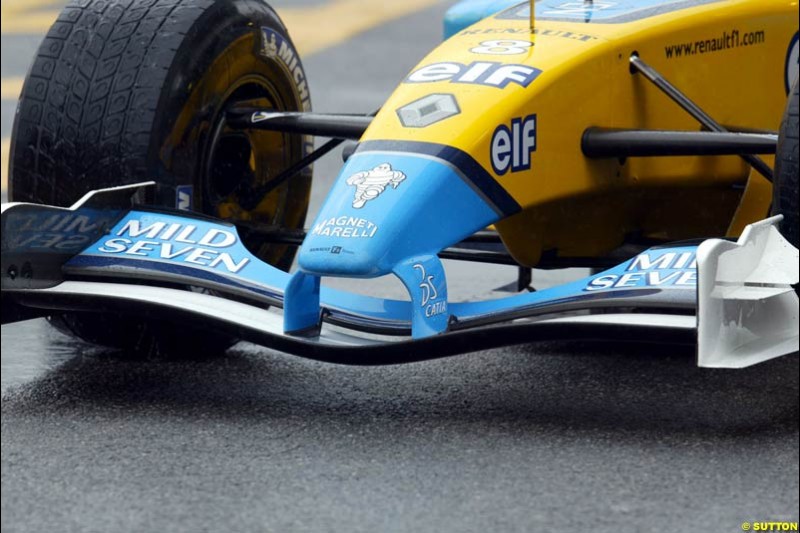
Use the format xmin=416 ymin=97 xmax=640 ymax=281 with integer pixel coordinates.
xmin=297 ymin=143 xmax=515 ymax=278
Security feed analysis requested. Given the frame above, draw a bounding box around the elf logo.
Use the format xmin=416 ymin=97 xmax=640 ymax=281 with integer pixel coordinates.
xmin=406 ymin=61 xmax=542 ymax=89
xmin=490 ymin=114 xmax=536 ymax=175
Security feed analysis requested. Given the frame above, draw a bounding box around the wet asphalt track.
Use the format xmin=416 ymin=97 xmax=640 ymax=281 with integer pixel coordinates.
xmin=2 ymin=2 xmax=799 ymax=532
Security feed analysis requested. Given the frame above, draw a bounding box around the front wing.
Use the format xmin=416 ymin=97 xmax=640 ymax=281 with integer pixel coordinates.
xmin=2 ymin=184 xmax=797 ymax=367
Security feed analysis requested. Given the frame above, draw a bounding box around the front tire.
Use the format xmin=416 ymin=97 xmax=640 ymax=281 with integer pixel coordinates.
xmin=772 ymin=79 xmax=799 ymax=249
xmin=10 ymin=0 xmax=312 ymax=357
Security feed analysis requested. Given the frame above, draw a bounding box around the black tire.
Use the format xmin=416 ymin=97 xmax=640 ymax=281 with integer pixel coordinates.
xmin=10 ymin=0 xmax=312 ymax=357
xmin=772 ymin=79 xmax=799 ymax=249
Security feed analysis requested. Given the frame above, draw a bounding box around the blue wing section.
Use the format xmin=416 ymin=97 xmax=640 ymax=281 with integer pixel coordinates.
xmin=65 ymin=209 xmax=698 ymax=337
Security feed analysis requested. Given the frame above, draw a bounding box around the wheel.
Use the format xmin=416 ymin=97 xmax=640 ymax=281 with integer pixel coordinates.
xmin=772 ymin=79 xmax=799 ymax=249
xmin=9 ymin=0 xmax=312 ymax=356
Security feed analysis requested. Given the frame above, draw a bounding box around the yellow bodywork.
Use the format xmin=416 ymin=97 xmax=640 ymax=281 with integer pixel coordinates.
xmin=360 ymin=0 xmax=798 ymax=266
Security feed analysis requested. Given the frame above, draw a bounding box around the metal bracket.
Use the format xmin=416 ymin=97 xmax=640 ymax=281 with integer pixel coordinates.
xmin=629 ymin=54 xmax=774 ymax=181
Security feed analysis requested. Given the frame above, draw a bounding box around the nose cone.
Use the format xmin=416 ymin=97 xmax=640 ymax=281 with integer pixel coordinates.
xmin=298 ymin=143 xmax=514 ymax=277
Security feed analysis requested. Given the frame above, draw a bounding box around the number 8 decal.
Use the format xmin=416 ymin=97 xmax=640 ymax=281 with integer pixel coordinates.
xmin=470 ymin=40 xmax=533 ymax=55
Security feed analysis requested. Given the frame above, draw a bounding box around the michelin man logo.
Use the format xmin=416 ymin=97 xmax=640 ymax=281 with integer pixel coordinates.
xmin=345 ymin=163 xmax=406 ymax=209
xmin=261 ymin=28 xmax=279 ymax=59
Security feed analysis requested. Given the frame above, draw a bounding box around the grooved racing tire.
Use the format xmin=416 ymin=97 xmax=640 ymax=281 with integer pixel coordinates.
xmin=9 ymin=0 xmax=312 ymax=357
xmin=772 ymin=80 xmax=799 ymax=250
